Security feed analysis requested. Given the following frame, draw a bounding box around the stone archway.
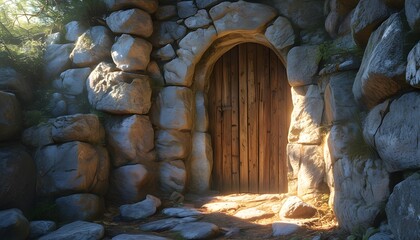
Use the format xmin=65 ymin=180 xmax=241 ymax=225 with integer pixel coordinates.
xmin=153 ymin=1 xmax=298 ymax=194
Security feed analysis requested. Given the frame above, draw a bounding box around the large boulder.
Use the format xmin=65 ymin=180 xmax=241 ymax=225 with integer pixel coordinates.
xmin=60 ymin=68 xmax=91 ymax=95
xmin=406 ymin=42 xmax=420 ymax=88
xmin=0 ymin=91 xmax=21 ymax=141
xmin=43 ymin=43 xmax=74 ymax=81
xmin=350 ymin=0 xmax=393 ymax=46
xmin=288 ymin=86 xmax=324 ymax=144
xmin=111 ymin=34 xmax=152 ymax=71
xmin=353 ymin=13 xmax=409 ymax=109
xmin=104 ymin=0 xmax=158 ymax=13
xmin=39 ymin=221 xmax=104 ymax=240
xmin=279 ymin=196 xmax=316 ymax=219
xmin=0 ymin=209 xmax=29 ymax=240
xmin=153 ymin=86 xmax=194 ymax=131
xmin=334 ymin=156 xmax=389 ymax=233
xmin=107 ymin=164 xmax=155 ymax=205
xmin=386 ymin=173 xmax=420 ymax=239
xmin=323 ymin=71 xmax=359 ymax=124
xmin=70 ymin=26 xmax=113 ymax=67
xmin=65 ymin=21 xmax=87 ymax=42
xmin=29 ymin=221 xmax=56 ymax=239
xmin=150 ymin=21 xmax=187 ymax=47
xmin=159 ymin=160 xmax=186 ymax=193
xmin=106 ymin=9 xmax=152 ymax=38
xmin=104 ymin=115 xmax=155 ymax=167
xmin=265 ymin=16 xmax=295 ymax=52
xmin=35 ymin=142 xmax=110 ymax=197
xmin=87 ymin=62 xmax=152 ymax=114
xmin=209 ymin=0 xmax=277 ymax=37
xmin=286 ymin=46 xmax=321 ymax=87
xmin=0 ymin=145 xmax=36 ymax=212
xmin=156 ymin=130 xmax=191 ymax=161
xmin=405 ymin=0 xmax=420 ymax=31
xmin=0 ymin=67 xmax=32 ymax=102
xmin=364 ymin=92 xmax=420 ymax=172
xmin=189 ymin=132 xmax=213 ymax=193
xmin=56 ymin=194 xmax=105 ymax=222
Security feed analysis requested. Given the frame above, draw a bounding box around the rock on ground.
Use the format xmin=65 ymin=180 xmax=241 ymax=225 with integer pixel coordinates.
xmin=29 ymin=221 xmax=56 ymax=239
xmin=272 ymin=222 xmax=301 ymax=236
xmin=119 ymin=195 xmax=161 ymax=220
xmin=140 ymin=217 xmax=197 ymax=232
xmin=279 ymin=196 xmax=317 ymax=219
xmin=112 ymin=234 xmax=169 ymax=240
xmin=386 ymin=173 xmax=420 ymax=239
xmin=56 ymin=194 xmax=105 ymax=222
xmin=162 ymin=207 xmax=202 ymax=218
xmin=0 ymin=209 xmax=29 ymax=240
xmin=234 ymin=208 xmax=272 ymax=220
xmin=39 ymin=221 xmax=104 ymax=240
xmin=172 ymin=222 xmax=219 ymax=240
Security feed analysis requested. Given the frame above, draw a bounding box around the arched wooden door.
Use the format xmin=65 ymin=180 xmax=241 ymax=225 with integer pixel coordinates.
xmin=208 ymin=43 xmax=292 ymax=194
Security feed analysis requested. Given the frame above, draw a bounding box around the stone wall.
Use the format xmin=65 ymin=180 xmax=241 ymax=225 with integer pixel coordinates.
xmin=1 ymin=0 xmax=419 ymax=238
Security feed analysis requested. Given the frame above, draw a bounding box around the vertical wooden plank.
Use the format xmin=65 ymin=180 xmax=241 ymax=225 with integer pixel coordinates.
xmin=257 ymin=45 xmax=271 ymax=193
xmin=238 ymin=44 xmax=249 ymax=192
xmin=269 ymin=50 xmax=280 ymax=193
xmin=230 ymin=46 xmax=240 ymax=192
xmin=222 ymin=50 xmax=232 ymax=193
xmin=247 ymin=43 xmax=259 ymax=193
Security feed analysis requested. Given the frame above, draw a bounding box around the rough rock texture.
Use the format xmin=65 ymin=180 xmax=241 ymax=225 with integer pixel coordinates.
xmin=43 ymin=43 xmax=74 ymax=80
xmin=386 ymin=173 xmax=420 ymax=239
xmin=177 ymin=1 xmax=197 ymax=19
xmin=106 ymin=9 xmax=152 ymax=37
xmin=334 ymin=156 xmax=389 ymax=232
xmin=87 ymin=62 xmax=152 ymax=114
xmin=153 ymin=86 xmax=193 ymax=130
xmin=154 ymin=5 xmax=176 ymax=20
xmin=287 ymin=46 xmax=321 ymax=87
xmin=111 ymin=34 xmax=152 ymax=72
xmin=156 ymin=130 xmax=191 ymax=161
xmin=0 ymin=209 xmax=29 ymax=240
xmin=29 ymin=221 xmax=56 ymax=239
xmin=39 ymin=221 xmax=104 ymax=240
xmin=147 ymin=61 xmax=165 ymax=88
xmin=150 ymin=21 xmax=187 ymax=47
xmin=288 ymin=86 xmax=324 ymax=144
xmin=365 ymin=92 xmax=420 ymax=172
xmin=272 ymin=222 xmax=300 ymax=236
xmin=0 ymin=67 xmax=32 ymax=102
xmin=351 ymin=0 xmax=393 ymax=46
xmin=140 ymin=217 xmax=197 ymax=232
xmin=0 ymin=92 xmax=21 ymax=141
xmin=279 ymin=196 xmax=316 ymax=219
xmin=35 ymin=142 xmax=110 ymax=197
xmin=406 ymin=42 xmax=420 ymax=88
xmin=405 ymin=0 xmax=420 ymax=31
xmin=153 ymin=44 xmax=175 ymax=61
xmin=51 ymin=114 xmax=105 ymax=144
xmin=0 ymin=145 xmax=36 ymax=212
xmin=65 ymin=21 xmax=87 ymax=42
xmin=162 ymin=207 xmax=202 ymax=218
xmin=189 ymin=132 xmax=213 ymax=193
xmin=22 ymin=123 xmax=54 ymax=147
xmin=159 ymin=160 xmax=186 ymax=193
xmin=185 ymin=9 xmax=212 ymax=29
xmin=70 ymin=26 xmax=113 ymax=67
xmin=172 ymin=222 xmax=219 ymax=240
xmin=107 ymin=164 xmax=154 ymax=205
xmin=105 ymin=115 xmax=155 ymax=167
xmin=272 ymin=0 xmax=324 ymax=29
xmin=194 ymin=91 xmax=208 ymax=132
xmin=324 ymin=71 xmax=359 ymax=124
xmin=60 ymin=68 xmax=91 ymax=95
xmin=353 ymin=13 xmax=408 ymax=109
xmin=209 ymin=1 xmax=277 ymax=36
xmin=328 ymin=122 xmax=361 ymax=162
xmin=265 ymin=16 xmax=295 ymax=52
xmin=119 ymin=195 xmax=161 ymax=220
xmin=104 ymin=0 xmax=158 ymax=13
xmin=196 ymin=0 xmax=222 ymax=9
xmin=56 ymin=194 xmax=105 ymax=222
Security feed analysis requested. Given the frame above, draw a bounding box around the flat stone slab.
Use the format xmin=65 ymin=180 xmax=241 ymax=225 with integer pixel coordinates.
xmin=233 ymin=208 xmax=272 ymax=220
xmin=162 ymin=207 xmax=202 ymax=217
xmin=139 ymin=217 xmax=197 ymax=232
xmin=202 ymin=202 xmax=239 ymax=212
xmin=272 ymin=222 xmax=301 ymax=236
xmin=172 ymin=222 xmax=219 ymax=239
xmin=39 ymin=221 xmax=104 ymax=240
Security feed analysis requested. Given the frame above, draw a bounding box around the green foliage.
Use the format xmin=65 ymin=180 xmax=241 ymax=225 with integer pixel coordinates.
xmin=318 ymin=41 xmax=363 ymax=62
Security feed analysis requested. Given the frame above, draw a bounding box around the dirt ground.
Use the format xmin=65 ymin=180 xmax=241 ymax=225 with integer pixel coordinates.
xmin=100 ymin=193 xmax=349 ymax=240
